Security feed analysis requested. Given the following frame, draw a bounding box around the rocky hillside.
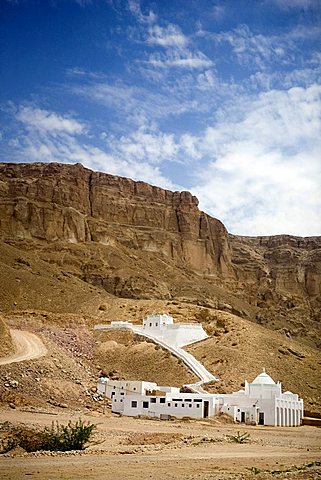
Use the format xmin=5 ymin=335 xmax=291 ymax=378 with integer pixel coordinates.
xmin=0 ymin=162 xmax=320 ymax=348
xmin=0 ymin=316 xmax=14 ymax=357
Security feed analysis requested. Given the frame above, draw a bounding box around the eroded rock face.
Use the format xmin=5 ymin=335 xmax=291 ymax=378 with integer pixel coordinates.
xmin=0 ymin=162 xmax=320 ymax=347
xmin=0 ymin=162 xmax=233 ymax=277
xmin=229 ymin=235 xmax=321 ymax=345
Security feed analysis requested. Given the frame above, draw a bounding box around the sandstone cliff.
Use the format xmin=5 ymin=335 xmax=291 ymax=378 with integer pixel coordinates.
xmin=0 ymin=162 xmax=320 ymax=348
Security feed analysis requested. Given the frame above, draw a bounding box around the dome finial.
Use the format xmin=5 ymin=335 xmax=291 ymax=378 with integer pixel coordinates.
xmin=263 ymin=367 xmax=266 ymax=373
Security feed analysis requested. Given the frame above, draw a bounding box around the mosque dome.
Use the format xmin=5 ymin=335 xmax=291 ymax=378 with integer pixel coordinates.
xmin=251 ymin=368 xmax=276 ymax=385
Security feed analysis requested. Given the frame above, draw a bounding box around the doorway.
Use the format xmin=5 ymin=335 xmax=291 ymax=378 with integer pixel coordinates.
xmin=203 ymin=401 xmax=209 ymax=418
xmin=241 ymin=411 xmax=245 ymax=423
xmin=259 ymin=412 xmax=265 ymax=425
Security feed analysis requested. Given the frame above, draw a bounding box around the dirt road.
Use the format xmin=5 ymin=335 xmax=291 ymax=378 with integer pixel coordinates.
xmin=0 ymin=409 xmax=320 ymax=480
xmin=0 ymin=330 xmax=47 ymax=365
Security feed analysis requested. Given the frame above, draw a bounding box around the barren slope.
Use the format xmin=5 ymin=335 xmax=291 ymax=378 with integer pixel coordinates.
xmin=0 ymin=162 xmax=320 ymax=348
xmin=0 ymin=162 xmax=320 ymax=415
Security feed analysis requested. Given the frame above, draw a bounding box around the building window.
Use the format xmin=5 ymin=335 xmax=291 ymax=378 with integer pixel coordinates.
xmin=150 ymin=398 xmax=156 ymax=403
xmin=133 ymin=387 xmax=136 ymax=391
xmin=182 ymin=404 xmax=185 ymax=408
xmin=143 ymin=401 xmax=149 ymax=409
xmin=156 ymin=323 xmax=158 ymax=327
xmin=120 ymin=399 xmax=123 ymax=402
xmin=120 ymin=392 xmax=124 ymax=396
xmin=150 ymin=323 xmax=152 ymax=327
xmin=111 ymin=392 xmax=115 ymax=396
xmin=196 ymin=404 xmax=200 ymax=408
xmin=189 ymin=404 xmax=192 ymax=408
xmin=193 ymin=399 xmax=202 ymax=403
xmin=168 ymin=403 xmax=171 ymax=407
xmin=131 ymin=401 xmax=137 ymax=408
xmin=160 ymin=398 xmax=165 ymax=403
xmin=174 ymin=403 xmax=178 ymax=407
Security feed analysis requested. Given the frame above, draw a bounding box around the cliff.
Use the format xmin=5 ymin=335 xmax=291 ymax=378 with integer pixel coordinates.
xmin=0 ymin=162 xmax=320 ymax=347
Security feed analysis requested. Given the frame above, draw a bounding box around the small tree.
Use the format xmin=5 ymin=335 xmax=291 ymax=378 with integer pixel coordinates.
xmin=0 ymin=419 xmax=96 ymax=453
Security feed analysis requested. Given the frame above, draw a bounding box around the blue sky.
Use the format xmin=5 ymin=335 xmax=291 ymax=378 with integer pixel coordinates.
xmin=1 ymin=0 xmax=320 ymax=236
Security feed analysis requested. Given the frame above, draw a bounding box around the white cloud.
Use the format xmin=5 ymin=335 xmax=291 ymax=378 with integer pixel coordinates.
xmin=128 ymin=0 xmax=156 ymax=25
xmin=109 ymin=127 xmax=178 ymax=164
xmin=191 ymin=84 xmax=321 ymax=235
xmin=71 ymin=81 xmax=202 ymax=126
xmin=197 ymin=70 xmax=218 ymax=90
xmin=148 ymin=51 xmax=213 ymax=69
xmin=127 ymin=3 xmax=212 ymax=72
xmin=8 ymin=83 xmax=321 ymax=237
xmin=12 ymin=105 xmax=178 ymax=191
xmin=147 ymin=24 xmax=188 ymax=48
xmin=250 ymin=68 xmax=318 ymax=91
xmin=213 ymin=24 xmax=293 ymax=70
xmin=16 ymin=106 xmax=85 ymax=135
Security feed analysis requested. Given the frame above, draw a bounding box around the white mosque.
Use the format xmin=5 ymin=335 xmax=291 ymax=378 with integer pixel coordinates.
xmin=97 ymin=369 xmax=303 ymax=427
xmin=96 ymin=314 xmax=303 ymax=427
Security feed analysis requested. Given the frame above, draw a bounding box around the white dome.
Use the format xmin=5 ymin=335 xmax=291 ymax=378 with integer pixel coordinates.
xmin=251 ymin=369 xmax=276 ymax=385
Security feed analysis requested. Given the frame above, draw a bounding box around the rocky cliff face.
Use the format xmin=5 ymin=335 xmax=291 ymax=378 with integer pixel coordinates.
xmin=0 ymin=162 xmax=320 ymax=347
xmin=229 ymin=235 xmax=321 ymax=346
xmin=0 ymin=162 xmax=232 ymax=277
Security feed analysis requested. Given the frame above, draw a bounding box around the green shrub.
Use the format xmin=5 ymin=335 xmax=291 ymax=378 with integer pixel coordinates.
xmin=0 ymin=419 xmax=96 ymax=453
xmin=226 ymin=431 xmax=250 ymax=443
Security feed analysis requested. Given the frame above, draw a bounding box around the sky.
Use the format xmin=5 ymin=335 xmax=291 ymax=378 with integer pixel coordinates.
xmin=0 ymin=0 xmax=320 ymax=236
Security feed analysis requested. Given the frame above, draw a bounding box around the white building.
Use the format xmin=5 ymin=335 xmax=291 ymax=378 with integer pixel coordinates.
xmin=97 ymin=378 xmax=219 ymax=419
xmin=141 ymin=314 xmax=208 ymax=347
xmin=97 ymin=369 xmax=303 ymax=426
xmin=97 ymin=378 xmax=180 ymax=399
xmin=95 ymin=314 xmax=208 ymax=348
xmin=219 ymin=369 xmax=304 ymax=426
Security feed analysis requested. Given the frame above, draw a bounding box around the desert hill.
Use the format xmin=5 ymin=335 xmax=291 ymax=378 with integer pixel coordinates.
xmin=0 ymin=162 xmax=320 ymax=346
xmin=0 ymin=161 xmax=320 ymax=412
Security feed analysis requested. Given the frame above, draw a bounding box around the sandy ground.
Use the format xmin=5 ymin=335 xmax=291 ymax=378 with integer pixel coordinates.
xmin=0 ymin=330 xmax=47 ymax=366
xmin=0 ymin=409 xmax=320 ymax=480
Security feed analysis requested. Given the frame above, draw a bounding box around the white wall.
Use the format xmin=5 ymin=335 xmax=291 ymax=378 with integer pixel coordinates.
xmin=112 ymin=392 xmax=219 ymax=419
xmin=97 ymin=379 xmax=158 ymax=398
xmin=217 ymin=392 xmax=303 ymax=426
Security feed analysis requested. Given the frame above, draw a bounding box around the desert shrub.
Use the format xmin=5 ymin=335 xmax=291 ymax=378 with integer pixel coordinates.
xmin=226 ymin=431 xmax=250 ymax=443
xmin=0 ymin=419 xmax=96 ymax=453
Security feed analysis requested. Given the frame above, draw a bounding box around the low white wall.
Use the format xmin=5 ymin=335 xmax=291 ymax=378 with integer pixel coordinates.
xmin=137 ymin=324 xmax=208 ymax=347
xmin=112 ymin=392 xmax=219 ymax=419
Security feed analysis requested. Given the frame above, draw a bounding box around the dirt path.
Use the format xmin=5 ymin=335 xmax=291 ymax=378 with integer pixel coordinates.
xmin=1 ymin=409 xmax=320 ymax=480
xmin=0 ymin=330 xmax=47 ymax=365
xmin=1 ymin=447 xmax=320 ymax=480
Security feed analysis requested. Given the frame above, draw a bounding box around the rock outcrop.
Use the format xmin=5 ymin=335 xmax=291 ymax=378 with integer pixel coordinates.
xmin=0 ymin=162 xmax=320 ymax=347
xmin=0 ymin=162 xmax=233 ymax=277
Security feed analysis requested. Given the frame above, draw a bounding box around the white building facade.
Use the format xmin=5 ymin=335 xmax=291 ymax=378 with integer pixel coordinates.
xmin=95 ymin=314 xmax=208 ymax=348
xmin=141 ymin=314 xmax=208 ymax=347
xmin=219 ymin=370 xmax=303 ymax=426
xmin=97 ymin=370 xmax=303 ymax=426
